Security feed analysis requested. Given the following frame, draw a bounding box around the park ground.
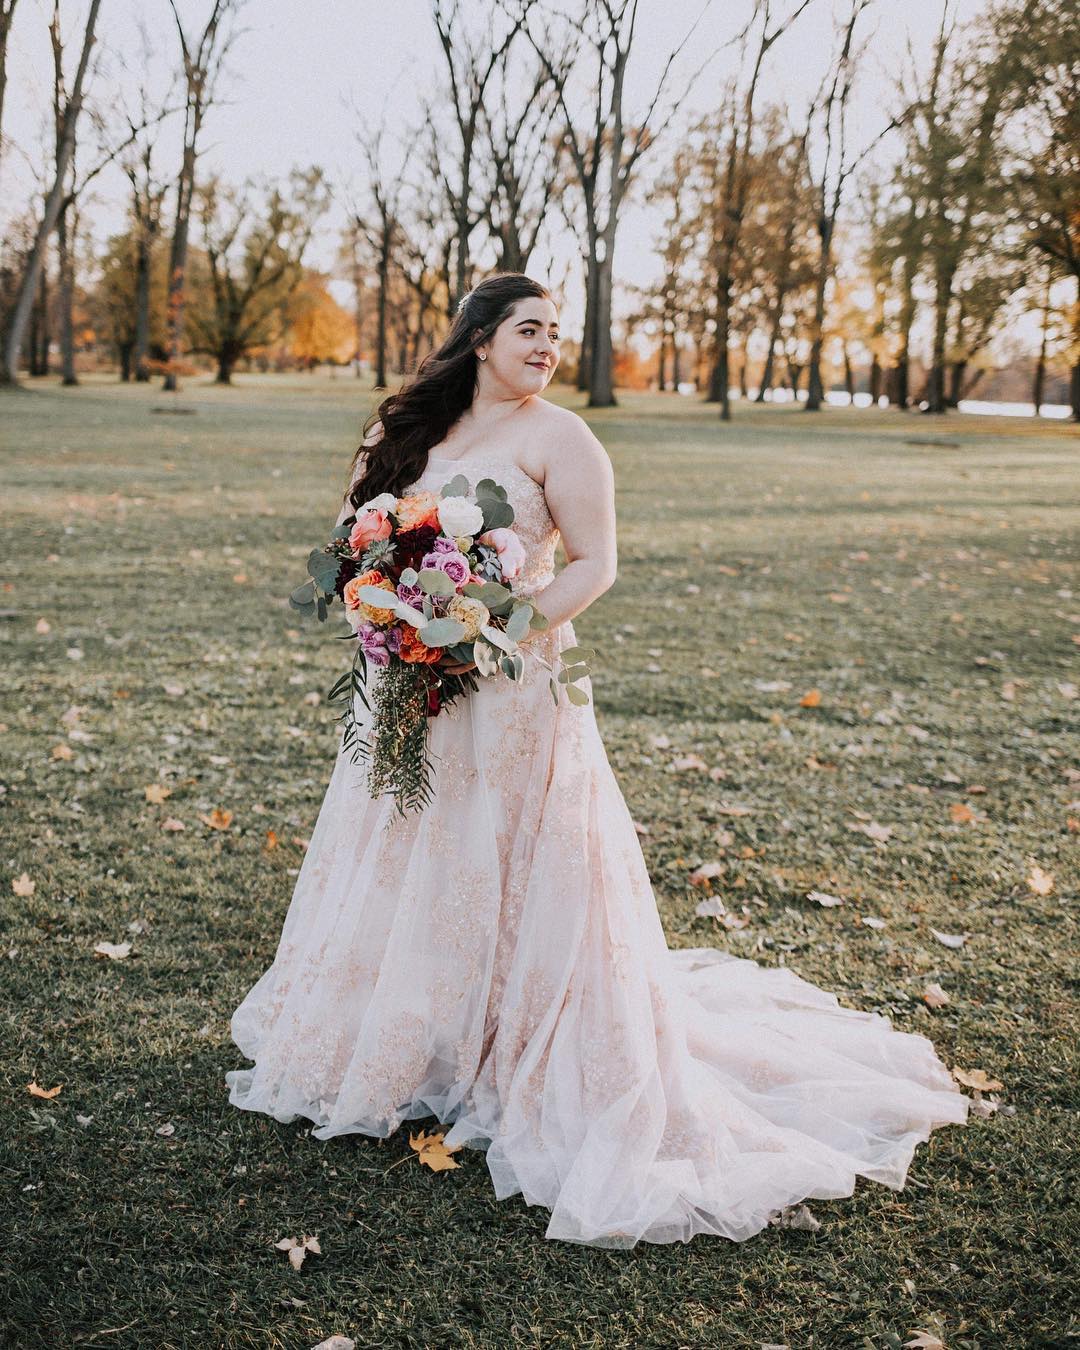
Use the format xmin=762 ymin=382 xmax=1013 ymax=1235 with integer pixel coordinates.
xmin=1 ymin=374 xmax=1077 ymax=1348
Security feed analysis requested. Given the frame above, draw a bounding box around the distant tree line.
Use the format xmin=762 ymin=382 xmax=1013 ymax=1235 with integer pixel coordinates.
xmin=0 ymin=0 xmax=1076 ymax=417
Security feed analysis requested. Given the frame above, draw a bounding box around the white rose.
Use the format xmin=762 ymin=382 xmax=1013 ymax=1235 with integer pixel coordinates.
xmin=360 ymin=491 xmax=398 ymax=513
xmin=437 ymin=494 xmax=485 ymax=538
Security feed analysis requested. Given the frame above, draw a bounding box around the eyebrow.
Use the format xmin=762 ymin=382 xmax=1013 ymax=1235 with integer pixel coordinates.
xmin=515 ymin=317 xmax=559 ymax=327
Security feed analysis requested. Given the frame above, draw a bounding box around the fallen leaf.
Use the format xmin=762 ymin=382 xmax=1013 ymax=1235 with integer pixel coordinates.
xmin=768 ymin=1202 xmax=820 ymax=1231
xmin=716 ymin=803 xmax=753 ymax=816
xmin=905 ymin=1332 xmax=945 ymax=1350
xmin=51 ymin=743 xmax=73 ymax=761
xmin=930 ymin=928 xmax=966 ymax=949
xmin=155 ymin=1121 xmax=175 ymax=1137
xmin=161 ymin=817 xmax=186 ymax=832
xmin=799 ymin=688 xmax=821 ymax=707
xmin=409 ymin=1128 xmax=462 ymax=1172
xmin=199 ymin=808 xmax=234 ymax=831
xmin=807 ymin=890 xmax=844 ymax=907
xmin=923 ymin=983 xmax=950 ymax=1008
xmin=847 ymin=820 xmax=893 ymax=843
xmin=27 ymin=1081 xmax=63 ymax=1099
xmin=35 ymin=618 xmax=51 ymax=634
xmin=163 ymin=681 xmax=186 ymax=697
xmin=695 ymin=896 xmax=728 ymax=918
xmin=1026 ymin=864 xmax=1053 ymax=896
xmin=275 ymin=1234 xmax=322 ymax=1271
xmin=953 ymin=1066 xmax=1003 ymax=1092
xmin=672 ymin=753 xmax=708 ymax=772
xmin=310 ymin=1338 xmax=356 ymax=1350
xmin=949 ymin=803 xmax=974 ymax=824
xmin=12 ymin=872 xmax=35 ymax=897
xmin=144 ymin=783 xmax=172 ymax=804
xmin=94 ymin=940 xmax=132 ymax=961
xmin=862 ymin=915 xmax=887 ymax=929
xmin=689 ymin=861 xmax=724 ymax=887
xmin=264 ymin=829 xmax=279 ymax=851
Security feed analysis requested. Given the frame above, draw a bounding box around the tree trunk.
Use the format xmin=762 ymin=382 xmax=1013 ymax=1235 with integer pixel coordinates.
xmin=215 ymin=349 xmax=235 ymax=384
xmin=374 ymin=229 xmax=389 ymax=389
xmin=163 ymin=139 xmax=197 ymax=393
xmin=925 ymin=258 xmax=953 ymax=413
xmin=0 ymin=0 xmax=102 ymax=385
xmin=58 ymin=201 xmax=78 ymax=387
xmin=578 ymin=253 xmax=598 ymax=394
xmin=133 ymin=229 xmax=152 ymax=381
xmin=119 ymin=341 xmax=133 ymax=381
xmin=843 ymin=341 xmax=855 ymax=398
xmin=870 ymin=354 xmax=882 ymax=404
xmin=947 ymin=359 xmax=966 ymax=408
xmin=588 ymin=237 xmax=616 ymax=408
xmin=707 ymin=267 xmax=732 ymax=418
xmin=805 ymin=216 xmax=832 ymax=412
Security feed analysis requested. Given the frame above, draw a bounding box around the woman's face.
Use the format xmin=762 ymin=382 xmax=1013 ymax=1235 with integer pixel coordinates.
xmin=475 ymin=296 xmax=560 ymax=397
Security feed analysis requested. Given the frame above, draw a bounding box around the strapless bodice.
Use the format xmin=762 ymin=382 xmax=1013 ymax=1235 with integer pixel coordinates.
xmin=407 ymin=453 xmax=560 ymax=597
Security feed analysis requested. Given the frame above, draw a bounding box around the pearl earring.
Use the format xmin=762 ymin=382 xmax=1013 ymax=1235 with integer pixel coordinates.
xmin=478 ymin=353 xmax=487 ymax=361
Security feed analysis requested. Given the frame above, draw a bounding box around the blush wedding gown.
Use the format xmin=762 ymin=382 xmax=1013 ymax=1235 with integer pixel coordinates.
xmin=225 ymin=450 xmax=970 ymax=1248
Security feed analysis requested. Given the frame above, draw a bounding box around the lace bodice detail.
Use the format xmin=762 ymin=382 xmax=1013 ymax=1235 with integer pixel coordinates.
xmin=409 ymin=453 xmax=560 ymax=597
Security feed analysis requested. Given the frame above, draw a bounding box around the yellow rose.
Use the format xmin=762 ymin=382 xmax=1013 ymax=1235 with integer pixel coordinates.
xmin=446 ymin=594 xmax=489 ymax=641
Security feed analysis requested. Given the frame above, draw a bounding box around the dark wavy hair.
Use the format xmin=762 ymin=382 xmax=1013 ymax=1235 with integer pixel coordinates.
xmin=343 ymin=272 xmax=554 ymax=515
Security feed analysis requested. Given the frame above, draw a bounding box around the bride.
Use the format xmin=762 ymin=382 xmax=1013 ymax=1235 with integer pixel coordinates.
xmin=225 ymin=271 xmax=969 ymax=1248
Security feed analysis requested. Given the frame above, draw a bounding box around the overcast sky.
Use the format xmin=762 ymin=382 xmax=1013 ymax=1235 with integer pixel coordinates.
xmin=4 ymin=0 xmax=996 ymax=335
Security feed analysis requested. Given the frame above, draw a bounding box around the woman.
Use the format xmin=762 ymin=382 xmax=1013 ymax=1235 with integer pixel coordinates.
xmin=225 ymin=272 xmax=969 ymax=1248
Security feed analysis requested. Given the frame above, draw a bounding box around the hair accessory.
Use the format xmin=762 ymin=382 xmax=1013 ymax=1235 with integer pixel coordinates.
xmin=456 ymin=290 xmax=473 ymax=315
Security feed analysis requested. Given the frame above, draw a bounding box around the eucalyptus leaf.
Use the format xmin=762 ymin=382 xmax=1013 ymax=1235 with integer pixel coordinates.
xmin=528 ymin=607 xmax=550 ymax=631
xmin=463 ymin=580 xmax=511 ymax=606
xmin=306 ymin=548 xmax=342 ymax=594
xmin=330 ymin=522 xmax=353 ymax=541
xmin=440 ymin=473 xmax=470 ymax=497
xmin=474 ymin=638 xmax=499 ymax=677
xmin=418 ymin=567 xmax=456 ymax=596
xmin=419 ymin=616 xmax=467 ymax=646
xmin=290 ymin=580 xmax=316 ymax=607
xmin=357 ymin=583 xmax=400 ymax=611
xmin=480 ymin=622 xmax=517 ymax=654
xmin=399 ymin=566 xmax=419 ymax=586
xmin=505 ymin=604 xmax=533 ymax=641
xmin=474 ymin=477 xmax=508 ymax=501
xmin=479 ymin=500 xmax=515 ymax=531
xmin=559 ymin=645 xmax=594 ymax=662
xmin=565 ymin=683 xmax=590 ymax=706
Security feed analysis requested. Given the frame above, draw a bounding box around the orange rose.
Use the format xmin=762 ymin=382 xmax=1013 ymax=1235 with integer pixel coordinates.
xmin=394 ymin=490 xmax=442 ymax=531
xmin=342 ymin=569 xmax=398 ymax=626
xmin=398 ymin=625 xmax=442 ymax=664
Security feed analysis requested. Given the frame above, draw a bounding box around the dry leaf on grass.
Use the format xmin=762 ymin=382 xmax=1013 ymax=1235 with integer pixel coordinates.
xmin=1026 ymin=864 xmax=1053 ymax=896
xmin=923 ymin=983 xmax=950 ymax=1008
xmin=199 ymin=808 xmax=234 ymax=831
xmin=905 ymin=1332 xmax=945 ymax=1350
xmin=51 ymin=743 xmax=73 ymax=761
xmin=144 ymin=783 xmax=172 ymax=804
xmin=12 ymin=873 xmax=35 ymax=897
xmin=94 ymin=940 xmax=132 ymax=961
xmin=862 ymin=915 xmax=887 ymax=929
xmin=949 ymin=803 xmax=975 ymax=824
xmin=846 ymin=820 xmax=893 ymax=843
xmin=767 ymin=1202 xmax=820 ymax=1231
xmin=807 ymin=890 xmax=844 ymax=907
xmin=161 ymin=817 xmax=186 ymax=832
xmin=930 ymin=928 xmax=967 ymax=949
xmin=264 ymin=830 xmax=279 ymax=851
xmin=672 ymin=753 xmax=708 ymax=772
xmin=275 ymin=1234 xmax=322 ymax=1270
xmin=953 ymin=1066 xmax=1003 ymax=1092
xmin=35 ymin=617 xmax=51 ymax=634
xmin=798 ymin=688 xmax=821 ymax=707
xmin=27 ymin=1081 xmax=63 ymax=1099
xmin=689 ymin=861 xmax=724 ymax=887
xmin=409 ymin=1128 xmax=462 ymax=1172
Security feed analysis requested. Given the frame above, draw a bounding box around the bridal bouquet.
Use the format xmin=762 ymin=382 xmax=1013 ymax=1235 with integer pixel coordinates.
xmin=289 ymin=470 xmax=593 ymax=816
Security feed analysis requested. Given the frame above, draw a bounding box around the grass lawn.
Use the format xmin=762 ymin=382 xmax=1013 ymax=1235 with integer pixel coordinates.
xmin=1 ymin=373 xmax=1077 ymax=1349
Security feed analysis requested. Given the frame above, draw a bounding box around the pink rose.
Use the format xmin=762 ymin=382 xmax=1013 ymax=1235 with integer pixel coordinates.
xmin=349 ymin=508 xmax=392 ymax=553
xmin=478 ymin=527 xmax=526 ymax=581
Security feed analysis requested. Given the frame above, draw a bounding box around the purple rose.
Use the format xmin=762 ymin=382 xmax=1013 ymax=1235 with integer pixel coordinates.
xmin=432 ymin=535 xmax=459 ymax=553
xmin=385 ymin=625 xmax=403 ymax=654
xmin=421 ymin=549 xmax=470 ymax=588
xmin=397 ymin=580 xmax=424 ymax=607
xmin=359 ymin=625 xmax=390 ymax=667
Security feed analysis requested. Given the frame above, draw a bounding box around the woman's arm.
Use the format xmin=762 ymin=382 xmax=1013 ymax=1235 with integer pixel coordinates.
xmin=525 ymin=421 xmax=618 ymax=632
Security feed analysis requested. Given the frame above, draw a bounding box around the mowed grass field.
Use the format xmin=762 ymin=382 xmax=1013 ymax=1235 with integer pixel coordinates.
xmin=1 ymin=373 xmax=1077 ymax=1349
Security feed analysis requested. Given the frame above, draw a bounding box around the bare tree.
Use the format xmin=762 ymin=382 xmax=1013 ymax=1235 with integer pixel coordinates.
xmin=803 ymin=0 xmax=879 ymax=412
xmin=161 ymin=0 xmax=242 ymax=392
xmin=348 ymin=121 xmax=412 ymax=389
xmin=1 ymin=0 xmax=101 ymax=386
xmin=479 ymin=47 xmax=562 ymax=273
xmin=0 ymin=0 xmax=18 ymax=184
xmin=513 ymin=0 xmax=711 ymax=406
xmin=702 ymin=0 xmax=814 ymax=419
xmin=188 ymin=167 xmax=330 ymax=384
xmin=430 ymin=0 xmax=522 ymax=310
